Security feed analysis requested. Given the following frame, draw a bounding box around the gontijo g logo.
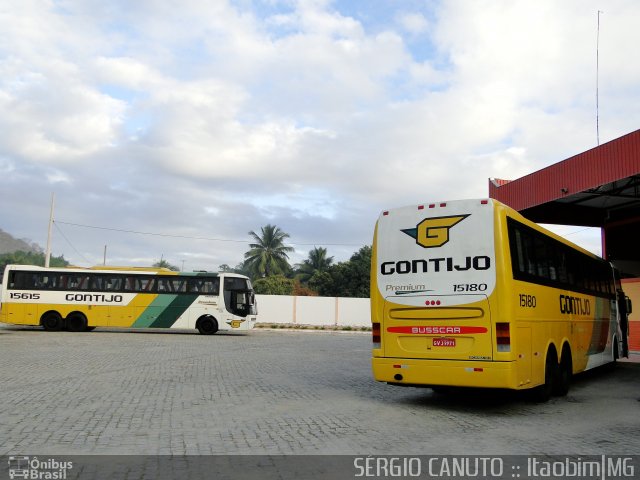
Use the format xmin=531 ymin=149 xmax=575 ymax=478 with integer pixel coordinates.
xmin=401 ymin=215 xmax=469 ymax=248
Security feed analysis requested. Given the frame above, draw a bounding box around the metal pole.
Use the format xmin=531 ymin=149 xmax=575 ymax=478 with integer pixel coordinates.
xmin=103 ymin=245 xmax=107 ymax=265
xmin=44 ymin=193 xmax=55 ymax=268
xmin=596 ymin=10 xmax=603 ymax=146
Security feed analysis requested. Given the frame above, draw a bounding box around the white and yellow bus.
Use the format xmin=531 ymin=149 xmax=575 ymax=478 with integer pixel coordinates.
xmin=371 ymin=199 xmax=631 ymax=400
xmin=0 ymin=265 xmax=257 ymax=335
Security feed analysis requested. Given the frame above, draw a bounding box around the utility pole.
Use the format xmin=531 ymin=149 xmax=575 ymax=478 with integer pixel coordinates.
xmin=44 ymin=193 xmax=55 ymax=268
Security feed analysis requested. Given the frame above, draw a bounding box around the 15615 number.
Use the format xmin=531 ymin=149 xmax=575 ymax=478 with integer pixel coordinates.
xmin=9 ymin=292 xmax=41 ymax=300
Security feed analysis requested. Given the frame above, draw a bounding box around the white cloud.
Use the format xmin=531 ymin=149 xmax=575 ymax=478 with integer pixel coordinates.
xmin=0 ymin=70 xmax=126 ymax=163
xmin=1 ymin=0 xmax=639 ymax=269
xmin=396 ymin=12 xmax=429 ymax=35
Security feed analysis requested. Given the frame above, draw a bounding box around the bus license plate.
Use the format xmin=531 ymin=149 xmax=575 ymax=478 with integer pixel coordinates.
xmin=433 ymin=338 xmax=456 ymax=347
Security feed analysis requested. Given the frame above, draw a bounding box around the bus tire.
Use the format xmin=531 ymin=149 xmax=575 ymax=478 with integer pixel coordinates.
xmin=41 ymin=311 xmax=63 ymax=331
xmin=66 ymin=312 xmax=88 ymax=332
xmin=532 ymin=349 xmax=557 ymax=403
xmin=196 ymin=316 xmax=218 ymax=335
xmin=554 ymin=345 xmax=572 ymax=397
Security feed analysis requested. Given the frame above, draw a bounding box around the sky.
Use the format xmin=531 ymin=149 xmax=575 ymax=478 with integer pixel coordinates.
xmin=1 ymin=0 xmax=639 ymax=271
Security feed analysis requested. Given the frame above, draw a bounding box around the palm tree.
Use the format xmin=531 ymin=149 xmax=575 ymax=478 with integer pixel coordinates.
xmin=244 ymin=225 xmax=294 ymax=278
xmin=296 ymin=246 xmax=334 ymax=283
xmin=152 ymin=257 xmax=179 ymax=271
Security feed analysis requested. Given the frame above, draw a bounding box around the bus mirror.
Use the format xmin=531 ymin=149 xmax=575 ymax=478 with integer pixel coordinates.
xmin=626 ymin=297 xmax=632 ymax=314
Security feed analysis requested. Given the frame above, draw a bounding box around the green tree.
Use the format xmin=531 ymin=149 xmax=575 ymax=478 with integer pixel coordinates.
xmin=253 ymin=275 xmax=295 ymax=295
xmin=0 ymin=250 xmax=68 ymax=274
xmin=308 ymin=270 xmax=333 ymax=296
xmin=244 ymin=225 xmax=294 ymax=278
xmin=218 ymin=262 xmax=254 ymax=277
xmin=152 ymin=259 xmax=179 ymax=271
xmin=295 ymin=246 xmax=334 ymax=283
xmin=308 ymin=246 xmax=371 ymax=298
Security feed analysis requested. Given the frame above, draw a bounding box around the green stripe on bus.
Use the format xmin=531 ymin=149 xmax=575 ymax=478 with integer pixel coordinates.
xmin=131 ymin=295 xmax=178 ymax=328
xmin=148 ymin=294 xmax=199 ymax=328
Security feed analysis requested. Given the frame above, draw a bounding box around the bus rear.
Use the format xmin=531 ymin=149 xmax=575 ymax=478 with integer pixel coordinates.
xmin=371 ymin=199 xmax=517 ymax=389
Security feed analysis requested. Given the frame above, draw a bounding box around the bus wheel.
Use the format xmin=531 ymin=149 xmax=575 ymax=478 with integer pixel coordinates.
xmin=554 ymin=347 xmax=572 ymax=397
xmin=196 ymin=316 xmax=218 ymax=335
xmin=532 ymin=350 xmax=557 ymax=403
xmin=66 ymin=313 xmax=87 ymax=332
xmin=41 ymin=312 xmax=63 ymax=331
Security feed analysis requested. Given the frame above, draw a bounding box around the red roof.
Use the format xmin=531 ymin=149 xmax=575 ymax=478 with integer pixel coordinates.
xmin=489 ymin=129 xmax=640 ymax=211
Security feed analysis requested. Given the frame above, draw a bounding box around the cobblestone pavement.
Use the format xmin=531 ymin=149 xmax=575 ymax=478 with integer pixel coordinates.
xmin=0 ymin=325 xmax=638 ymax=456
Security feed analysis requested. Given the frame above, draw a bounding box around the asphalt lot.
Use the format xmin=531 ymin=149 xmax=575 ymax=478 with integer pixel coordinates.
xmin=1 ymin=325 xmax=639 ymax=456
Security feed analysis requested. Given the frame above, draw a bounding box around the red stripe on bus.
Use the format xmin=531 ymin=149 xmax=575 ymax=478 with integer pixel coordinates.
xmin=387 ymin=326 xmax=488 ymax=335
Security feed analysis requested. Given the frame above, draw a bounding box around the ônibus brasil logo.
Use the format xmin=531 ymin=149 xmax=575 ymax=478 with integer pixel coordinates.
xmin=401 ymin=215 xmax=469 ymax=248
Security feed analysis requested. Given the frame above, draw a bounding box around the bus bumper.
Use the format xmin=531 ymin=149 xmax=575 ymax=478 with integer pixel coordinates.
xmin=372 ymin=357 xmax=521 ymax=390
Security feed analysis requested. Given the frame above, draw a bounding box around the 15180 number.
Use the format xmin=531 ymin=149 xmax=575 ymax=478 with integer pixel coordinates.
xmin=453 ymin=283 xmax=487 ymax=292
xmin=519 ymin=294 xmax=536 ymax=308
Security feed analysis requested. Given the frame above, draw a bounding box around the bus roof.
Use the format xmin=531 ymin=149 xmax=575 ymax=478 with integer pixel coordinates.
xmin=1 ymin=265 xmax=245 ymax=277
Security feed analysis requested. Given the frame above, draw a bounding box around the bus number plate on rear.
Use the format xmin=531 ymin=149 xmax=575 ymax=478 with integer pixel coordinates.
xmin=433 ymin=338 xmax=456 ymax=347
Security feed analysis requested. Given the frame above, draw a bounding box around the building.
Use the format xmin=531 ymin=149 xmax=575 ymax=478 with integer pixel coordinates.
xmin=489 ymin=129 xmax=640 ymax=352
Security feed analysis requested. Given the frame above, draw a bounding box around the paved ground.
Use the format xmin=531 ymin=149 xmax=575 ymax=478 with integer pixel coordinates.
xmin=0 ymin=325 xmax=639 ymax=456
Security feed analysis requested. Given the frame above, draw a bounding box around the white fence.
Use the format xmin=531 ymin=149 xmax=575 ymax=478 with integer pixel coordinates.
xmin=255 ymin=295 xmax=371 ymax=328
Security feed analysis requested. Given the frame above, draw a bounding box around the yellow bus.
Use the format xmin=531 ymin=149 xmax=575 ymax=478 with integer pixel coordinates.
xmin=0 ymin=265 xmax=257 ymax=335
xmin=371 ymin=199 xmax=631 ymax=400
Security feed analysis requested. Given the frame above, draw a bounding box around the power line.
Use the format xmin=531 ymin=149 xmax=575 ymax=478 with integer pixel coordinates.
xmin=53 ymin=222 xmax=93 ymax=265
xmin=565 ymin=226 xmax=596 ymax=236
xmin=54 ymin=220 xmax=364 ymax=247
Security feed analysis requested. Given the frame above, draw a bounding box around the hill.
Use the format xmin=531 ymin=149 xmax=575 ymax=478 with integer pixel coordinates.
xmin=0 ymin=228 xmax=42 ymax=255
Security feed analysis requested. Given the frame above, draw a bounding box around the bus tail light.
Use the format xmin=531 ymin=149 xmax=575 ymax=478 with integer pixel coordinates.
xmin=496 ymin=323 xmax=511 ymax=352
xmin=372 ymin=322 xmax=381 ymax=349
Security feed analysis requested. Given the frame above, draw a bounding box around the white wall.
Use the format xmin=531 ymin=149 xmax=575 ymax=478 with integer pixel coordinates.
xmin=256 ymin=295 xmax=370 ymax=327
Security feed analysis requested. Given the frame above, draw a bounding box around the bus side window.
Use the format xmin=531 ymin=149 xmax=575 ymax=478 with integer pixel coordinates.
xmin=105 ymin=276 xmax=123 ymax=291
xmin=90 ymin=276 xmax=104 ymax=291
xmin=9 ymin=272 xmax=28 ymax=289
xmin=124 ymin=276 xmax=136 ymax=292
xmin=188 ymin=279 xmax=207 ymax=294
xmin=31 ymin=274 xmax=43 ymax=289
xmin=533 ymin=236 xmax=550 ymax=279
xmin=40 ymin=274 xmax=58 ymax=289
xmin=65 ymin=274 xmax=89 ymax=290
xmin=556 ymin=250 xmax=568 ymax=284
xmin=187 ymin=279 xmax=200 ymax=293
xmin=76 ymin=275 xmax=90 ymax=290
xmin=205 ymin=279 xmax=219 ymax=295
xmin=521 ymin=232 xmax=536 ymax=276
xmin=137 ymin=277 xmax=156 ymax=292
xmin=171 ymin=278 xmax=186 ymax=293
xmin=189 ymin=278 xmax=219 ymax=295
xmin=157 ymin=278 xmax=173 ymax=293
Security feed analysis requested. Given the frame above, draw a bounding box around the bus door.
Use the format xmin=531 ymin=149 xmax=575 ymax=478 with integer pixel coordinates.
xmin=223 ymin=277 xmax=255 ymax=317
xmin=618 ymin=290 xmax=631 ymax=358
